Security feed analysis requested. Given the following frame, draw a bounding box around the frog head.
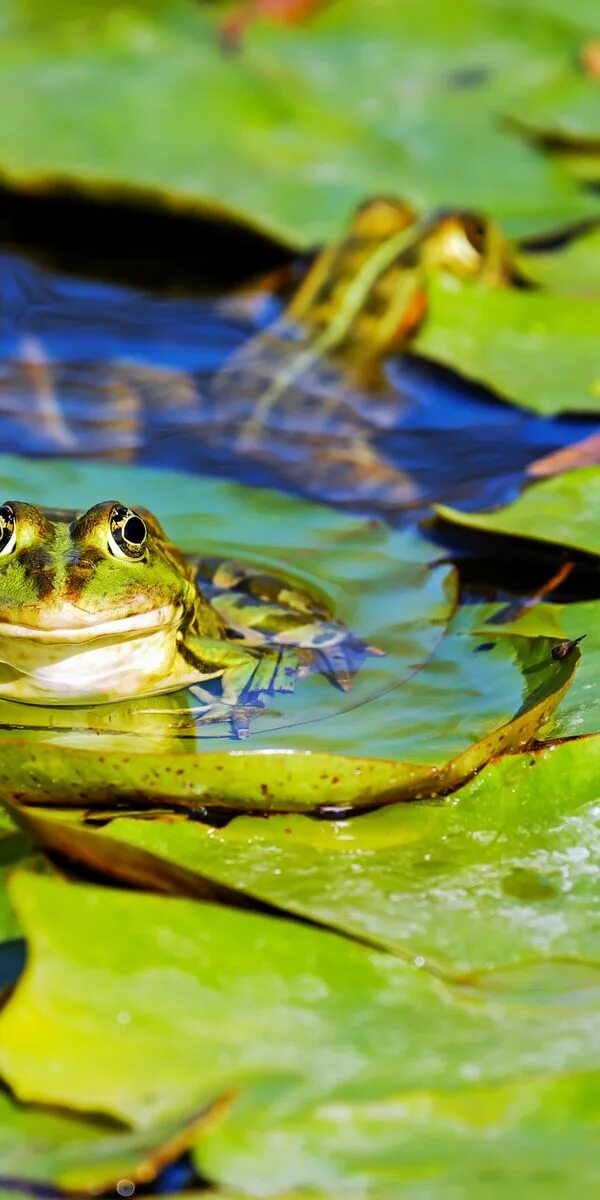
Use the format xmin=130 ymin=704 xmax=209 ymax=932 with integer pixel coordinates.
xmin=0 ymin=501 xmax=208 ymax=704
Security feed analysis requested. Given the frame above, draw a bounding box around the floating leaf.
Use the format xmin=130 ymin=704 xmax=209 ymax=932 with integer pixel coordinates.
xmin=0 ymin=625 xmax=578 ymax=812
xmin=413 ymin=276 xmax=600 ymax=416
xmin=518 ymin=225 xmax=600 ymax=298
xmin=0 ymin=1086 xmax=230 ymax=1195
xmin=0 ymin=454 xmax=577 ymax=814
xmin=31 ymin=732 xmax=600 ymax=975
xmin=1 ymin=871 xmax=599 ymax=1155
xmin=508 ymin=65 xmax=600 ymax=145
xmin=436 ymin=467 xmax=600 ymax=556
xmin=0 ymin=815 xmax=31 ymax=945
xmin=198 ymin=1070 xmax=600 ymax=1198
xmin=469 ymin=597 xmax=600 ymax=739
xmin=0 ymin=0 xmax=594 ymax=245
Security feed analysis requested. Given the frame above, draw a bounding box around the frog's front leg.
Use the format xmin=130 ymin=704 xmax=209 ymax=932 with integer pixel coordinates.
xmin=183 ymin=636 xmax=300 ymax=707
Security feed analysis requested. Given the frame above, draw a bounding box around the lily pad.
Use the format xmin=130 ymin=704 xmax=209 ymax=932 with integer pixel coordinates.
xmin=412 ymin=275 xmax=600 ymax=416
xmin=1 ymin=871 xmax=599 ymax=1147
xmin=465 ymin=597 xmax=600 ymax=739
xmin=508 ymin=66 xmax=600 ymax=145
xmin=518 ymin=224 xmax=600 ymax=297
xmin=0 ymin=0 xmax=595 ymax=245
xmin=0 ymin=815 xmax=31 ymax=945
xmin=198 ymin=1070 xmax=600 ymax=1198
xmin=29 ymin=732 xmax=600 ymax=975
xmin=184 ymin=1070 xmax=600 ymax=1200
xmin=436 ymin=466 xmax=600 ymax=556
xmin=0 ymin=623 xmax=577 ymax=811
xmin=0 ymin=1085 xmax=232 ymax=1194
xmin=0 ymin=455 xmax=578 ymax=812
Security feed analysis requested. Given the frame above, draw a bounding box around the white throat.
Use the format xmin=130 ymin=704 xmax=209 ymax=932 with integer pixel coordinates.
xmin=0 ymin=611 xmax=201 ymax=705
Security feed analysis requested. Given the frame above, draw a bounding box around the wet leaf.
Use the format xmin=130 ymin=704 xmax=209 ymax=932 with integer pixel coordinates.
xmin=198 ymin=1070 xmax=600 ymax=1197
xmin=470 ymin=597 xmax=600 ymax=739
xmin=0 ymin=454 xmax=578 ymax=813
xmin=518 ymin=224 xmax=600 ymax=297
xmin=413 ymin=276 xmax=600 ymax=415
xmin=1 ymin=871 xmax=599 ymax=1155
xmin=0 ymin=624 xmax=577 ymax=812
xmin=508 ymin=65 xmax=600 ymax=145
xmin=0 ymin=0 xmax=594 ymax=245
xmin=0 ymin=1085 xmax=230 ymax=1194
xmin=35 ymin=732 xmax=600 ymax=975
xmin=436 ymin=466 xmax=600 ymax=556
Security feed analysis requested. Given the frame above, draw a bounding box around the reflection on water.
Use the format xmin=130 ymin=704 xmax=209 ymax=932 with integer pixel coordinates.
xmin=0 ymin=251 xmax=594 ymax=517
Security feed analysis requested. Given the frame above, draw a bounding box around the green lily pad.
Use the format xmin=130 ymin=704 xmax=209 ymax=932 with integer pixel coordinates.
xmin=412 ymin=276 xmax=600 ymax=415
xmin=509 ymin=67 xmax=600 ymax=145
xmin=0 ymin=814 xmax=32 ymax=944
xmin=518 ymin=224 xmax=600 ymax=297
xmin=0 ymin=1085 xmax=231 ymax=1194
xmin=0 ymin=455 xmax=578 ymax=812
xmin=436 ymin=467 xmax=600 ymax=556
xmin=0 ymin=0 xmax=595 ymax=246
xmin=0 ymin=625 xmax=577 ymax=811
xmin=553 ymin=147 xmax=600 ymax=182
xmin=463 ymin=596 xmax=600 ymax=739
xmin=1 ymin=871 xmax=599 ymax=1144
xmin=518 ymin=0 xmax=599 ymax=32
xmin=32 ymin=731 xmax=600 ymax=975
xmin=198 ymin=1070 xmax=600 ymax=1198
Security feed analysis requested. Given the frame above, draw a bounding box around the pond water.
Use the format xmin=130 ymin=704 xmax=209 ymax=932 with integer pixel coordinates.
xmin=0 ymin=248 xmax=594 ymax=517
xmin=0 ymin=233 xmax=597 ymax=1196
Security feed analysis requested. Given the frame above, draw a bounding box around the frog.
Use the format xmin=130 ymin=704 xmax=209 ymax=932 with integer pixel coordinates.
xmin=0 ymin=500 xmax=371 ymax=729
xmin=209 ymin=198 xmax=517 ymax=510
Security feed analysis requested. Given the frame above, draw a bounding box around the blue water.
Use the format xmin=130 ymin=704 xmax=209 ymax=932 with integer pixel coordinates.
xmin=0 ymin=251 xmax=595 ymax=519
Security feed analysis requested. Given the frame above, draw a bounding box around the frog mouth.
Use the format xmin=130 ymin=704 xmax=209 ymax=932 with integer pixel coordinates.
xmin=0 ymin=603 xmax=182 ymax=644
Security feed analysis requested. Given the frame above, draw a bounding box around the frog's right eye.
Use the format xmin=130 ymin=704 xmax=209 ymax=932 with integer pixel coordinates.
xmin=0 ymin=504 xmax=16 ymax=556
xmin=108 ymin=504 xmax=148 ymax=561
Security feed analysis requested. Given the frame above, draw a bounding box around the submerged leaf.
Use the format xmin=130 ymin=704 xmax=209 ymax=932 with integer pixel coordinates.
xmin=0 ymin=457 xmax=574 ymax=815
xmin=0 ymin=629 xmax=578 ymax=812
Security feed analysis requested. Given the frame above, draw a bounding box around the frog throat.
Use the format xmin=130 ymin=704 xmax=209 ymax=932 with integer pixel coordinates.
xmin=0 ymin=604 xmax=205 ymax=705
xmin=0 ymin=602 xmax=183 ymax=643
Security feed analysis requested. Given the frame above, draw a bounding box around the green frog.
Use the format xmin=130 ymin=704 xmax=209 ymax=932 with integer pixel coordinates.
xmin=211 ymin=199 xmax=516 ymax=509
xmin=0 ymin=500 xmax=368 ymax=722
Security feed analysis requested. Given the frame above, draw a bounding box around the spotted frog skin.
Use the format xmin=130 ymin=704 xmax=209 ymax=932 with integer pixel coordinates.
xmin=0 ymin=500 xmax=366 ymax=710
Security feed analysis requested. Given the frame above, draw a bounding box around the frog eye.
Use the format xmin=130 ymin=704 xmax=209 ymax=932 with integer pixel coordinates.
xmin=108 ymin=505 xmax=147 ymax=560
xmin=0 ymin=504 xmax=16 ymax=556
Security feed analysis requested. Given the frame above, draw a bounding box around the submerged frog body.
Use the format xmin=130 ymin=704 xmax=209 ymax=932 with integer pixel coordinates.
xmin=0 ymin=500 xmax=368 ymax=712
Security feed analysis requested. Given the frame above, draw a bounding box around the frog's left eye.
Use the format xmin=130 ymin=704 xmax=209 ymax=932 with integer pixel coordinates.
xmin=108 ymin=505 xmax=147 ymax=560
xmin=0 ymin=504 xmax=16 ymax=556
